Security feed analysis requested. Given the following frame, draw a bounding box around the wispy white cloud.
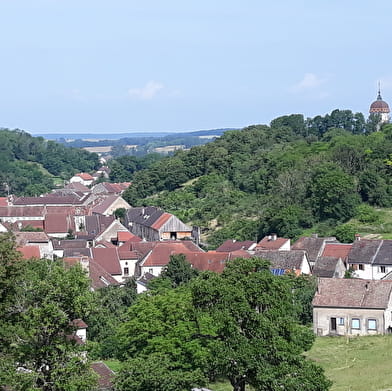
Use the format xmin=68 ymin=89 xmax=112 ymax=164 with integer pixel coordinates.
xmin=128 ymin=80 xmax=164 ymax=100
xmin=291 ymin=73 xmax=327 ymax=93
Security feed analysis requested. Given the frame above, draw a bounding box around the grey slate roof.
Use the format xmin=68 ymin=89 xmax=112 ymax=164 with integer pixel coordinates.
xmin=348 ymin=239 xmax=382 ymax=264
xmin=313 ymin=278 xmax=392 ymax=309
xmin=126 ymin=206 xmax=164 ymax=228
xmin=85 ymin=215 xmax=115 ymax=236
xmin=313 ymin=256 xmax=341 ymax=278
xmin=255 ymin=250 xmax=305 ymax=270
xmin=373 ymin=240 xmax=392 ymax=265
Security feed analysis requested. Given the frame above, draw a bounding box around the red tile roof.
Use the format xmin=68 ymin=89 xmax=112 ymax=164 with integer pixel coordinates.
xmin=117 ymin=231 xmax=140 ymax=242
xmin=142 ymin=242 xmax=203 ymax=267
xmin=150 ymin=213 xmax=172 ymax=230
xmin=256 ymin=236 xmax=290 ymax=250
xmin=76 ymin=173 xmax=94 ymax=180
xmin=186 ymin=250 xmax=250 ymax=273
xmin=91 ymin=247 xmax=121 ymax=275
xmin=71 ymin=319 xmax=88 ymax=328
xmin=321 ymin=243 xmax=352 ymax=260
xmin=0 ymin=197 xmax=8 ymax=206
xmin=18 ymin=245 xmax=41 ymax=259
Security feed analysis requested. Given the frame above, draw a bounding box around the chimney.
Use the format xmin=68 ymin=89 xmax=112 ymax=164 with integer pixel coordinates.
xmin=271 ymin=233 xmax=277 ymax=241
xmin=355 ymin=234 xmax=361 ymax=241
xmin=365 ymin=282 xmax=369 ymax=291
xmin=311 ymin=233 xmax=318 ymax=239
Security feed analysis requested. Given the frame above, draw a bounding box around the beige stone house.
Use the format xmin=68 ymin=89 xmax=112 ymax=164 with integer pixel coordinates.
xmin=313 ymin=278 xmax=392 ymax=336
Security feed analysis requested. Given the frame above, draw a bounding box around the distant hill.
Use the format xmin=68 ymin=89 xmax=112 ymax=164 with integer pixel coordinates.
xmin=0 ymin=128 xmax=99 ymax=196
xmin=38 ymin=128 xmax=237 ymax=157
xmin=34 ymin=128 xmax=235 ymax=141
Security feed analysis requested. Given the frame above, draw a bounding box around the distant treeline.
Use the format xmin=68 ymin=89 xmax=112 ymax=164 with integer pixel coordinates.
xmin=58 ymin=129 xmax=231 ymax=157
xmin=112 ymin=110 xmax=392 ymax=246
xmin=0 ymin=128 xmax=99 ymax=196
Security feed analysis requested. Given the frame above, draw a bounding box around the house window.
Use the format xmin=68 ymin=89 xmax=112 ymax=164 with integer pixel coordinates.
xmin=124 ymin=267 xmax=129 ymax=276
xmin=149 ymin=268 xmax=154 ymax=274
xmin=338 ymin=317 xmax=344 ymax=326
xmin=368 ymin=319 xmax=377 ymax=330
xmin=351 ymin=318 xmax=360 ymax=330
xmin=358 ymin=264 xmax=364 ymax=271
xmin=380 ymin=266 xmax=386 ymax=273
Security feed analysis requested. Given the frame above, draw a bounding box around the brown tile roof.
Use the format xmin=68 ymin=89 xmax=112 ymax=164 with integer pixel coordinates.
xmin=91 ymin=247 xmax=121 ymax=275
xmin=312 ymin=278 xmax=392 ymax=309
xmin=64 ymin=182 xmax=90 ymax=193
xmin=91 ymin=362 xmax=114 ymax=389
xmin=0 ymin=206 xmax=45 ymax=217
xmin=256 ymin=236 xmax=290 ymax=251
xmin=348 ymin=239 xmax=382 ymax=264
xmin=13 ymin=195 xmax=83 ymax=205
xmin=14 ymin=231 xmax=49 ymax=245
xmin=52 ymin=239 xmax=88 ymax=250
xmin=322 ymin=243 xmax=352 ymax=260
xmin=64 ymin=248 xmax=91 ymax=257
xmin=186 ymin=250 xmax=250 ymax=273
xmin=292 ymin=236 xmax=337 ymax=262
xmin=92 ymin=195 xmax=126 ymax=215
xmin=313 ymin=256 xmax=342 ymax=278
xmin=44 ymin=214 xmax=72 ymax=234
xmin=89 ymin=259 xmax=120 ymax=289
xmin=95 ymin=240 xmax=117 ymax=248
xmin=216 ymin=239 xmax=256 ymax=252
xmin=18 ymin=245 xmax=41 ymax=259
xmin=255 ymin=250 xmax=306 ymax=271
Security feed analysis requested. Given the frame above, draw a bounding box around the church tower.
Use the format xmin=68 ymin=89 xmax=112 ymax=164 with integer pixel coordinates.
xmin=369 ymin=84 xmax=390 ymax=124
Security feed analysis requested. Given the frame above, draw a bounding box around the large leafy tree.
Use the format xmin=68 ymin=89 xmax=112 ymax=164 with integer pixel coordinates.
xmin=0 ymin=235 xmax=97 ymax=391
xmin=191 ymin=258 xmax=331 ymax=391
xmin=115 ymin=287 xmax=212 ymax=390
xmin=115 ymin=258 xmax=330 ymax=391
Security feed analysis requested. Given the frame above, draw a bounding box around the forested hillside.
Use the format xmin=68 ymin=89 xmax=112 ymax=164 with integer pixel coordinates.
xmin=122 ymin=110 xmax=392 ymax=246
xmin=0 ymin=128 xmax=99 ymax=196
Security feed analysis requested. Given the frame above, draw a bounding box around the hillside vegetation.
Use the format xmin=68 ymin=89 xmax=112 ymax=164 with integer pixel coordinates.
xmin=121 ymin=110 xmax=392 ymax=246
xmin=0 ymin=128 xmax=99 ymax=196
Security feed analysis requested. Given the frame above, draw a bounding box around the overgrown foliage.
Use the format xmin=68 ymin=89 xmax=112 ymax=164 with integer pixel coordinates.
xmin=120 ymin=111 xmax=392 ymax=245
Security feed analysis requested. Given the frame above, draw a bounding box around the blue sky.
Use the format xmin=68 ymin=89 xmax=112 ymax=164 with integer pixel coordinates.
xmin=1 ymin=0 xmax=391 ymax=134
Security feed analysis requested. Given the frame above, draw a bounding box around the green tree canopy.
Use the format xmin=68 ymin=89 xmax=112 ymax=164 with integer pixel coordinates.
xmin=0 ymin=235 xmax=97 ymax=391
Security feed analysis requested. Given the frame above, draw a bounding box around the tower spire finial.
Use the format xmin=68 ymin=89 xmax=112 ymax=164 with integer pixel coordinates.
xmin=378 ymin=81 xmax=382 ymax=100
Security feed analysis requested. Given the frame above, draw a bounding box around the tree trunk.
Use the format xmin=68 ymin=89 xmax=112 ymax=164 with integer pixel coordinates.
xmin=231 ymin=377 xmax=246 ymax=391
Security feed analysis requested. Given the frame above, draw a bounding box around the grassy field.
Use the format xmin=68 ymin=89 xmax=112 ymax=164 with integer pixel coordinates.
xmin=307 ymin=335 xmax=392 ymax=391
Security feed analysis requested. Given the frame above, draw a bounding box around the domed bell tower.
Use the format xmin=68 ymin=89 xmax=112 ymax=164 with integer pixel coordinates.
xmin=369 ymin=83 xmax=390 ymax=124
